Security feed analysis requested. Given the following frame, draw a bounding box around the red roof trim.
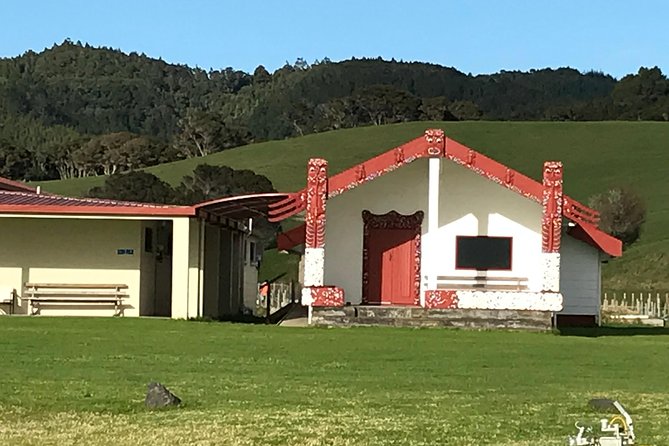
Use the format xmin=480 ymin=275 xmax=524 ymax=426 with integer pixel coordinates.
xmin=444 ymin=137 xmax=545 ymax=202
xmin=274 ymin=129 xmax=617 ymax=254
xmin=194 ymin=192 xmax=291 ymax=210
xmin=325 ymin=131 xmax=600 ymax=225
xmin=193 ymin=192 xmax=299 ymax=221
xmin=277 ymin=223 xmax=306 ymax=251
xmin=0 ymin=190 xmax=194 ymax=217
xmin=567 ymin=222 xmax=623 ymax=257
xmin=0 ymin=204 xmax=195 ymax=217
xmin=328 ymin=137 xmax=427 ymax=197
xmin=0 ymin=176 xmax=37 ymax=193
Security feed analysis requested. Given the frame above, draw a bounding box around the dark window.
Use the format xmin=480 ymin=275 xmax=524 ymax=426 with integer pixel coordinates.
xmin=144 ymin=227 xmax=154 ymax=253
xmin=455 ymin=236 xmax=512 ymax=270
xmin=249 ymin=242 xmax=257 ymax=265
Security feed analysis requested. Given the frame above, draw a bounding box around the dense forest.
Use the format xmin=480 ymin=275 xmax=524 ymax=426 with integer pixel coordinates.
xmin=1 ymin=40 xmax=668 ymax=181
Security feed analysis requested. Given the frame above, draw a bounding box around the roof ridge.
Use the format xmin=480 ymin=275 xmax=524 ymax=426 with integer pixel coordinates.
xmin=0 ymin=176 xmax=37 ymax=193
xmin=0 ymin=189 xmax=184 ymax=209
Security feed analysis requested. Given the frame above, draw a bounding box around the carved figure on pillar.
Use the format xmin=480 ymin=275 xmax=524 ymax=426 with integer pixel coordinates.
xmin=542 ymin=161 xmax=563 ymax=253
xmin=305 ymin=158 xmax=328 ymax=249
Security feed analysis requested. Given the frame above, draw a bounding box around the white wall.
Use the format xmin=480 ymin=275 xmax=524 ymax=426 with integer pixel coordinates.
xmin=426 ymin=161 xmax=543 ymax=290
xmin=0 ymin=217 xmax=143 ymax=316
xmin=324 ymin=160 xmax=428 ymax=303
xmin=559 ymin=234 xmax=601 ymax=317
xmin=324 ymin=159 xmax=544 ymax=304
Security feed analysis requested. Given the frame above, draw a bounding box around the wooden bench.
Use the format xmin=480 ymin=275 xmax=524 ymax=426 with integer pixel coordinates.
xmin=429 ymin=276 xmax=529 ymax=291
xmin=23 ymin=283 xmax=129 ymax=316
xmin=0 ymin=287 xmax=16 ymax=315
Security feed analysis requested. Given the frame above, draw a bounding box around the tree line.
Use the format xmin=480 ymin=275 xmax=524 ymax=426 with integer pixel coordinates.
xmin=1 ymin=40 xmax=668 ymax=182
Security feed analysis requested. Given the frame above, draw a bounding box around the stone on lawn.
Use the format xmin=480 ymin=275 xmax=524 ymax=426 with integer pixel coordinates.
xmin=145 ymin=382 xmax=181 ymax=409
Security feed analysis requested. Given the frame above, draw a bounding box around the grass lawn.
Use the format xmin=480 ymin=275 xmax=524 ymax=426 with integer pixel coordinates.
xmin=34 ymin=121 xmax=669 ymax=289
xmin=1 ymin=318 xmax=668 ymax=445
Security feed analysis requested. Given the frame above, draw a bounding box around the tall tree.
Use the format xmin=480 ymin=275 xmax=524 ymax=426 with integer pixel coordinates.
xmin=87 ymin=171 xmax=176 ymax=204
xmin=589 ymin=187 xmax=647 ymax=249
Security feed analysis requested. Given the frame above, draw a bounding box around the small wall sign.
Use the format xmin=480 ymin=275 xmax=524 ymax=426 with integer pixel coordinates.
xmin=117 ymin=249 xmax=135 ymax=255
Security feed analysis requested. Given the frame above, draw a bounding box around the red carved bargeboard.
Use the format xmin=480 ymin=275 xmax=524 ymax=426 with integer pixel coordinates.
xmin=424 ymin=290 xmax=459 ymax=309
xmin=305 ymin=158 xmax=328 ymax=249
xmin=362 ymin=210 xmax=423 ymax=305
xmin=310 ymin=286 xmax=345 ymax=307
xmin=542 ymin=161 xmax=563 ymax=253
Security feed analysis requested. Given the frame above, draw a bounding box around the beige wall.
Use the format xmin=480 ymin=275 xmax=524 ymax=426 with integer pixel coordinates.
xmin=171 ymin=217 xmax=202 ymax=319
xmin=324 ymin=159 xmax=544 ymax=303
xmin=0 ymin=217 xmax=143 ymax=316
xmin=0 ymin=214 xmax=258 ymax=319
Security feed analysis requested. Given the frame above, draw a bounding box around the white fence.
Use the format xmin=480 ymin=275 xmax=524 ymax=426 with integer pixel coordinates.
xmin=602 ymin=291 xmax=669 ymax=319
xmin=256 ymin=281 xmax=299 ymax=316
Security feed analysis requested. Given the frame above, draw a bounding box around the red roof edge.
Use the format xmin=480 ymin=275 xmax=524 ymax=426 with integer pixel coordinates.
xmin=277 ymin=223 xmax=306 ymax=251
xmin=0 ymin=177 xmax=37 ymax=193
xmin=317 ymin=129 xmax=614 ymax=255
xmin=0 ymin=204 xmax=195 ymax=217
xmin=567 ymin=222 xmax=623 ymax=257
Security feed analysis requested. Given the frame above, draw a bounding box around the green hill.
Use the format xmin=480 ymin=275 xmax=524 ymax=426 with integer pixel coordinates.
xmin=36 ymin=121 xmax=669 ymax=290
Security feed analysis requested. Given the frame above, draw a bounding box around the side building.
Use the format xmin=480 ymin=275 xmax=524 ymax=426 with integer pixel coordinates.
xmin=0 ymin=177 xmax=283 ymax=319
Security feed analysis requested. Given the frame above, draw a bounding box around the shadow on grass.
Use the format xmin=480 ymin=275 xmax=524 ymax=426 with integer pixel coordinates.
xmin=188 ymin=303 xmax=303 ymax=325
xmin=189 ymin=314 xmax=268 ymax=324
xmin=559 ymin=324 xmax=669 ymax=337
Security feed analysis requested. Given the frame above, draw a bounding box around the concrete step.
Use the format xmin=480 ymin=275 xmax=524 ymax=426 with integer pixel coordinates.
xmin=278 ymin=304 xmax=308 ymax=327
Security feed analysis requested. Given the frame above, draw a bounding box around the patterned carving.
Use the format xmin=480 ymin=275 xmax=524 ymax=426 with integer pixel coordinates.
xmin=455 ymin=290 xmax=563 ymax=312
xmin=541 ymin=252 xmax=561 ymax=292
xmin=504 ymin=168 xmax=514 ymax=185
xmin=425 ymin=129 xmax=445 ymax=157
xmin=356 ymin=164 xmax=366 ymax=183
xmin=394 ymin=146 xmax=405 ymax=165
xmin=361 ymin=210 xmax=424 ymax=305
xmin=424 ymin=290 xmax=459 ymax=309
xmin=311 ymin=286 xmax=345 ymax=307
xmin=542 ymin=161 xmax=563 ymax=253
xmin=305 ymin=158 xmax=328 ymax=249
xmin=466 ymin=150 xmax=476 ymax=166
xmin=447 ymin=155 xmax=541 ymax=203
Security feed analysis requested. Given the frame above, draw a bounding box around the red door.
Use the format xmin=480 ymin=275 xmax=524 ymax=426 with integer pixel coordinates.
xmin=367 ymin=228 xmax=417 ymax=305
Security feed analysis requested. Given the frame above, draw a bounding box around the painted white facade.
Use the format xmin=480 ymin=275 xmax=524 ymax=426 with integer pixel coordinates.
xmin=324 ymin=159 xmax=546 ymax=304
xmin=559 ymin=233 xmax=602 ymax=319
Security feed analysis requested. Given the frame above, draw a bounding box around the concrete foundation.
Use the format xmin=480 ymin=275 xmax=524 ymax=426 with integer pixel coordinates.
xmin=312 ymin=305 xmax=553 ymax=331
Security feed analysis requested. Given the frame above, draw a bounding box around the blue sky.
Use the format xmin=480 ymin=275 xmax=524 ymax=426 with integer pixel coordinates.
xmin=2 ymin=0 xmax=667 ymax=78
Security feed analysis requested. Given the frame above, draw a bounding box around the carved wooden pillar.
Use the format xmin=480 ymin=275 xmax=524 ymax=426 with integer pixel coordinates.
xmin=301 ymin=158 xmax=328 ymax=307
xmin=423 ymin=129 xmax=445 ymax=302
xmin=541 ymin=161 xmax=563 ymax=292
